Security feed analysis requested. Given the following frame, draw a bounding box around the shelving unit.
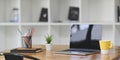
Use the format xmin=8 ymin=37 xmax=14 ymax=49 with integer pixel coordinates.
xmin=21 ymin=0 xmax=49 ymax=23
xmin=115 ymin=0 xmax=120 ymax=46
xmin=0 ymin=0 xmax=119 ymax=51
xmin=0 ymin=0 xmax=19 ymax=23
xmin=81 ymin=0 xmax=115 ymax=23
xmin=50 ymin=0 xmax=81 ymax=23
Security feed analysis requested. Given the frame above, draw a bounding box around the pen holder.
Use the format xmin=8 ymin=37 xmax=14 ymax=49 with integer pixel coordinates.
xmin=22 ymin=36 xmax=32 ymax=48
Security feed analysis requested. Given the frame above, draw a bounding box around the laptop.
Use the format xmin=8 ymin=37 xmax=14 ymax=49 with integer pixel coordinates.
xmin=56 ymin=24 xmax=102 ymax=55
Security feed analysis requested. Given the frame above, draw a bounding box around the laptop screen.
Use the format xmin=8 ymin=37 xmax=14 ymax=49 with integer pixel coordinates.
xmin=70 ymin=24 xmax=102 ymax=50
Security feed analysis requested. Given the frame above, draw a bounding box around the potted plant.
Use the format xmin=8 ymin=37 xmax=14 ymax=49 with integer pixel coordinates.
xmin=45 ymin=35 xmax=52 ymax=50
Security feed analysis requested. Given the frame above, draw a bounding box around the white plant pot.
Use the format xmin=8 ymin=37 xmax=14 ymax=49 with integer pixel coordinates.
xmin=46 ymin=44 xmax=51 ymax=50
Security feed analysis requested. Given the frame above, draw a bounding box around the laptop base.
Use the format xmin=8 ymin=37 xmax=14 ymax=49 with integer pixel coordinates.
xmin=56 ymin=49 xmax=99 ymax=56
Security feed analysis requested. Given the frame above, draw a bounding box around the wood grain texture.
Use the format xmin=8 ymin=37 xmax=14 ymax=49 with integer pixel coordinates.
xmin=0 ymin=45 xmax=120 ymax=60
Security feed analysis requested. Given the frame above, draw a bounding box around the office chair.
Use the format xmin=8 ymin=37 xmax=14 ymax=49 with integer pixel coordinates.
xmin=3 ymin=53 xmax=40 ymax=60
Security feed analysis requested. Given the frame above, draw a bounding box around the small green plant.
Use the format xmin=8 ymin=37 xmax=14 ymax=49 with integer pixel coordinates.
xmin=45 ymin=35 xmax=52 ymax=44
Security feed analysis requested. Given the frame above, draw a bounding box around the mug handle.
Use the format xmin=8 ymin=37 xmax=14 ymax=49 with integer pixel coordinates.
xmin=110 ymin=42 xmax=113 ymax=48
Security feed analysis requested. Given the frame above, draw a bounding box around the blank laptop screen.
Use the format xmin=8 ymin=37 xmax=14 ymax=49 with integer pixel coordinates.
xmin=70 ymin=24 xmax=102 ymax=50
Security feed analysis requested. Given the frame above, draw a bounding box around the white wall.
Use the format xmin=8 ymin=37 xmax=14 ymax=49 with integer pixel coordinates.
xmin=82 ymin=0 xmax=114 ymax=23
xmin=32 ymin=26 xmax=48 ymax=45
xmin=115 ymin=26 xmax=120 ymax=46
xmin=59 ymin=26 xmax=70 ymax=45
xmin=21 ymin=26 xmax=48 ymax=45
xmin=5 ymin=26 xmax=20 ymax=49
xmin=21 ymin=0 xmax=49 ymax=22
xmin=81 ymin=0 xmax=88 ymax=22
xmin=6 ymin=0 xmax=19 ymax=22
xmin=50 ymin=0 xmax=80 ymax=23
xmin=59 ymin=0 xmax=80 ymax=22
xmin=0 ymin=26 xmax=20 ymax=50
xmin=51 ymin=25 xmax=70 ymax=45
xmin=0 ymin=27 xmax=5 ymax=51
xmin=51 ymin=26 xmax=60 ymax=45
xmin=102 ymin=25 xmax=114 ymax=44
xmin=50 ymin=0 xmax=61 ymax=22
xmin=21 ymin=0 xmax=32 ymax=22
xmin=32 ymin=0 xmax=49 ymax=22
xmin=0 ymin=0 xmax=5 ymax=22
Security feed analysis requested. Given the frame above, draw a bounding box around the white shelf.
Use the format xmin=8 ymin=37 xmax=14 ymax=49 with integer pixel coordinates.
xmin=79 ymin=22 xmax=114 ymax=25
xmin=50 ymin=23 xmax=114 ymax=25
xmin=115 ymin=23 xmax=120 ymax=25
xmin=51 ymin=23 xmax=72 ymax=25
xmin=0 ymin=23 xmax=20 ymax=26
xmin=0 ymin=0 xmax=119 ymax=51
xmin=21 ymin=23 xmax=49 ymax=26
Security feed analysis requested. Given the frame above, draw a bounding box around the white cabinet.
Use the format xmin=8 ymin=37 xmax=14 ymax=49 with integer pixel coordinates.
xmin=0 ymin=0 xmax=119 ymax=51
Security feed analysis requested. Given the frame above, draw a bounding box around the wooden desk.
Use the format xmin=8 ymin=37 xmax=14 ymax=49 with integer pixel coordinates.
xmin=0 ymin=45 xmax=120 ymax=60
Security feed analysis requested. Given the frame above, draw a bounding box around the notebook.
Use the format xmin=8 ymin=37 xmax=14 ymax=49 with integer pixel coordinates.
xmin=11 ymin=48 xmax=42 ymax=53
xmin=56 ymin=24 xmax=102 ymax=55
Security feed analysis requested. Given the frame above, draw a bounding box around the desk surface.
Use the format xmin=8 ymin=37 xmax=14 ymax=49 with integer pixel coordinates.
xmin=1 ymin=45 xmax=120 ymax=60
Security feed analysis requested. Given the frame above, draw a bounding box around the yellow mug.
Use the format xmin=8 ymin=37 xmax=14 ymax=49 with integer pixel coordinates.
xmin=99 ymin=40 xmax=112 ymax=50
